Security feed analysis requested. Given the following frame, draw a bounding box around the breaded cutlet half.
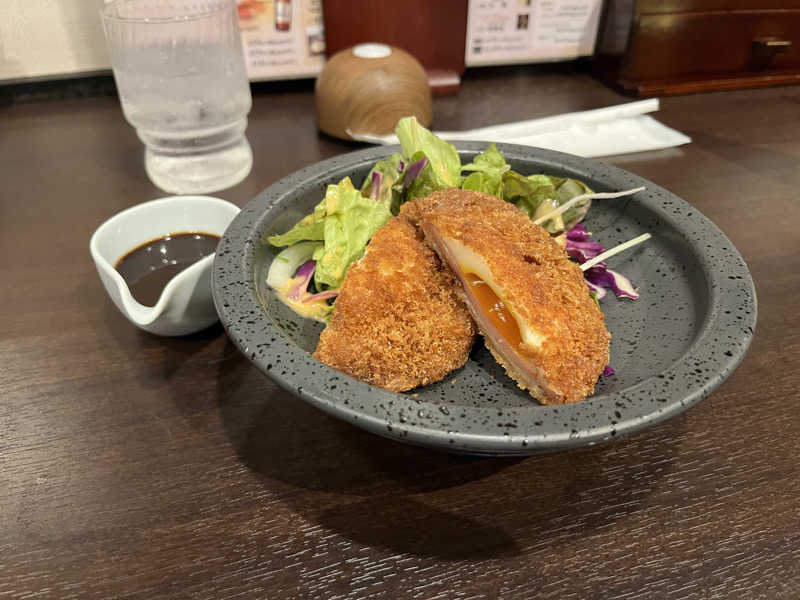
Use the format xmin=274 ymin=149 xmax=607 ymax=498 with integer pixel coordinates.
xmin=402 ymin=188 xmax=610 ymax=404
xmin=313 ymin=216 xmax=476 ymax=392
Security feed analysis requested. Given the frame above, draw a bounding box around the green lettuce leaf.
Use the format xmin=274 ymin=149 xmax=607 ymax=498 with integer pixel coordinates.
xmin=460 ymin=143 xmax=510 ymax=196
xmin=462 ymin=143 xmax=510 ymax=177
xmin=499 ymin=172 xmax=594 ymax=234
xmin=461 ymin=171 xmax=501 ymax=195
xmin=266 ymin=198 xmax=327 ymax=247
xmin=268 ymin=177 xmax=391 ymax=290
xmin=501 ymin=171 xmax=556 ymax=220
xmin=553 ymin=177 xmax=593 ymax=229
xmin=395 ymin=116 xmax=461 ymax=190
xmin=314 ymin=177 xmax=392 ymax=289
xmin=389 ymin=119 xmax=593 ymax=231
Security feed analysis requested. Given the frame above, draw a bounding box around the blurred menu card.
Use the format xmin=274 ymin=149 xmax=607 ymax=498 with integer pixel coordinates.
xmin=466 ymin=0 xmax=602 ymax=66
xmin=236 ymin=0 xmax=325 ymax=80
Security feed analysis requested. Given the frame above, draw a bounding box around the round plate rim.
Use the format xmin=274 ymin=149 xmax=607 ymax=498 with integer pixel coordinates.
xmin=212 ymin=142 xmax=757 ymax=456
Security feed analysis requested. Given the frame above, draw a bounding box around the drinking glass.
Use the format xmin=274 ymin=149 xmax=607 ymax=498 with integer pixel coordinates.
xmin=101 ymin=0 xmax=253 ymax=194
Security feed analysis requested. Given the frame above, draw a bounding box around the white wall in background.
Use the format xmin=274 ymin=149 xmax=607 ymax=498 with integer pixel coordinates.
xmin=0 ymin=0 xmax=111 ymax=81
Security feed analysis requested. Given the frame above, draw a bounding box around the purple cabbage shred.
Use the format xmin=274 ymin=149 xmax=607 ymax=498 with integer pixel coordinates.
xmin=565 ymin=239 xmax=606 ymax=264
xmin=286 ymin=260 xmax=316 ymax=300
xmin=370 ymin=171 xmax=382 ymax=200
xmin=584 ymin=267 xmax=639 ymax=300
xmin=565 ymin=224 xmax=639 ymax=300
xmin=586 ymin=279 xmax=607 ymax=300
xmin=403 ymin=157 xmax=428 ymax=190
xmin=566 ymin=223 xmax=591 ymax=242
xmin=302 ymin=289 xmax=339 ymax=304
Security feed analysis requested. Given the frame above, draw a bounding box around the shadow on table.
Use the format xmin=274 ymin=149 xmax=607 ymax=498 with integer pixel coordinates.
xmin=94 ymin=288 xmax=226 ymax=382
xmin=215 ymin=339 xmax=685 ymax=561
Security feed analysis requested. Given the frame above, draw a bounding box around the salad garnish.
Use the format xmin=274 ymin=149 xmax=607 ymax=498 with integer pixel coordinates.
xmin=565 ymin=224 xmax=650 ymax=300
xmin=267 ymin=116 xmax=649 ymax=321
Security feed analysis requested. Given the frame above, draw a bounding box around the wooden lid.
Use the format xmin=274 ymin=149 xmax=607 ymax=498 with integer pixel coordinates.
xmin=315 ymin=44 xmax=433 ymax=140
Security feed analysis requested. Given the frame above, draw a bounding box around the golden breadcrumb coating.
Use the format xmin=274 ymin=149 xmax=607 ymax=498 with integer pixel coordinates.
xmin=404 ymin=188 xmax=610 ymax=404
xmin=313 ymin=216 xmax=476 ymax=392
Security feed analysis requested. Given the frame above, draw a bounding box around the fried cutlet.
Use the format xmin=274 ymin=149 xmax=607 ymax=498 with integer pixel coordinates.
xmin=313 ymin=216 xmax=476 ymax=392
xmin=402 ymin=188 xmax=610 ymax=404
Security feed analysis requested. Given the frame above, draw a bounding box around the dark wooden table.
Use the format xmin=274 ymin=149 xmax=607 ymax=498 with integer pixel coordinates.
xmin=2 ymin=65 xmax=799 ymax=599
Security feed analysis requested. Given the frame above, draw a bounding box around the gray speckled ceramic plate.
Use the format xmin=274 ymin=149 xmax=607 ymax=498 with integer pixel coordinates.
xmin=212 ymin=143 xmax=756 ymax=456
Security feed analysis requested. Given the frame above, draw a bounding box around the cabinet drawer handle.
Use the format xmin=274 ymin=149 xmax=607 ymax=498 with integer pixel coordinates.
xmin=753 ymin=38 xmax=792 ymax=52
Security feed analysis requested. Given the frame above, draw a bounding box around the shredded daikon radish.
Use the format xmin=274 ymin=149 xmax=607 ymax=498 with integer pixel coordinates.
xmin=580 ymin=233 xmax=652 ymax=271
xmin=533 ymin=186 xmax=646 ymax=227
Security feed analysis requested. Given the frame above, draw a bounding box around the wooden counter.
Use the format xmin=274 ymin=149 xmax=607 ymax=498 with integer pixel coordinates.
xmin=2 ymin=65 xmax=798 ymax=599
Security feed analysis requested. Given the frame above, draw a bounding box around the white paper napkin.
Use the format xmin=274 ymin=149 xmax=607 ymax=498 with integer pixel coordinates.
xmin=348 ymin=99 xmax=691 ymax=158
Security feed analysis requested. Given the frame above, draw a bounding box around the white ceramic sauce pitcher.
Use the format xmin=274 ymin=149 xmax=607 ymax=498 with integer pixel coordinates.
xmin=90 ymin=196 xmax=240 ymax=336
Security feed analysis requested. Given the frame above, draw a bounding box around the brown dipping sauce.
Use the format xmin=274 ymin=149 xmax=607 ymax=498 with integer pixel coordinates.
xmin=114 ymin=232 xmax=220 ymax=307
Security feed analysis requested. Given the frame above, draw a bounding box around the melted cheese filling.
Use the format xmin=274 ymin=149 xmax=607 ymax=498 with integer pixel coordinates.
xmin=442 ymin=237 xmax=544 ymax=349
xmin=464 ymin=273 xmax=523 ymax=348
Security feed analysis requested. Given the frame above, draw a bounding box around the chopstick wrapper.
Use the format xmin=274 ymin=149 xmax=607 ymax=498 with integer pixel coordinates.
xmin=349 ymin=99 xmax=691 ymax=158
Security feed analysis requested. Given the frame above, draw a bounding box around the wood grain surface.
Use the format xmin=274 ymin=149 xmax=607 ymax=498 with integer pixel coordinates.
xmin=1 ymin=64 xmax=799 ymax=599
